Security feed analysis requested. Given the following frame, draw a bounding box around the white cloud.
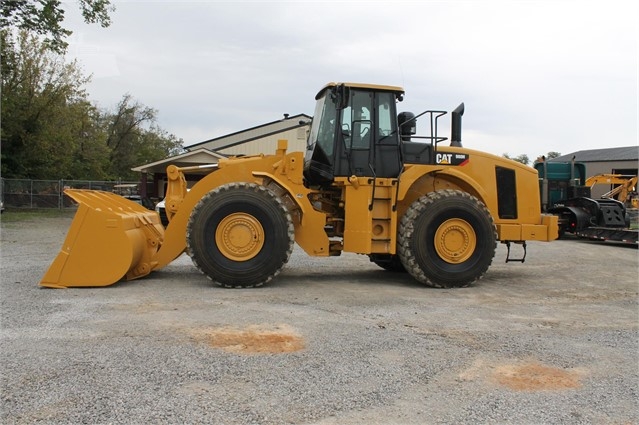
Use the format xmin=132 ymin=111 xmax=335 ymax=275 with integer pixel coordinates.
xmin=63 ymin=0 xmax=638 ymax=159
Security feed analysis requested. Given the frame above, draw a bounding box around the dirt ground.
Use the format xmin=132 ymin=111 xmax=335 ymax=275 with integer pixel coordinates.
xmin=1 ymin=212 xmax=638 ymax=424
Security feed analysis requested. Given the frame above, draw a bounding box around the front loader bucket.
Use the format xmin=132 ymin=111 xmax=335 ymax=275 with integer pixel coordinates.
xmin=40 ymin=189 xmax=164 ymax=288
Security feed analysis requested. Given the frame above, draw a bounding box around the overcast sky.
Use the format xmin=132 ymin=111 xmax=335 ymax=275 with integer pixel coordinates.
xmin=63 ymin=0 xmax=638 ymax=161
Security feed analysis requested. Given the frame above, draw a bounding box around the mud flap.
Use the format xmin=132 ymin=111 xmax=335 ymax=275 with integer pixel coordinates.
xmin=40 ymin=189 xmax=164 ymax=288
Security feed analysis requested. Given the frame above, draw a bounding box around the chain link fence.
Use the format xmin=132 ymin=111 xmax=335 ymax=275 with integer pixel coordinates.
xmin=1 ymin=178 xmax=140 ymax=210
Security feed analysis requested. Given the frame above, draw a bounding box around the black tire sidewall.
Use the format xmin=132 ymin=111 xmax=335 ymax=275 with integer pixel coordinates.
xmin=401 ymin=191 xmax=496 ymax=287
xmin=188 ymin=184 xmax=292 ymax=287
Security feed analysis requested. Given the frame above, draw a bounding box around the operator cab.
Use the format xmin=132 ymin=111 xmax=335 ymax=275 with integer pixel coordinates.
xmin=303 ymin=82 xmax=405 ymax=186
xmin=303 ymin=82 xmax=462 ymax=187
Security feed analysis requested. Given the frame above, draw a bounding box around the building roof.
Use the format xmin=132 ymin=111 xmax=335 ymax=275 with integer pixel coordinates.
xmin=131 ymin=113 xmax=311 ymax=175
xmin=549 ymin=146 xmax=638 ymax=163
xmin=185 ymin=113 xmax=311 ymax=152
xmin=131 ymin=148 xmax=226 ymax=174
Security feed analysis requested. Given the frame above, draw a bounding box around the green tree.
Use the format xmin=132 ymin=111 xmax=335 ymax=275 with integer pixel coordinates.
xmin=1 ymin=30 xmax=94 ymax=178
xmin=502 ymin=153 xmax=530 ymax=165
xmin=1 ymin=30 xmax=184 ymax=181
xmin=0 ymin=0 xmax=114 ymax=53
xmin=67 ymin=100 xmax=111 ymax=179
xmin=102 ymin=94 xmax=184 ymax=180
xmin=534 ymin=151 xmax=562 ymax=164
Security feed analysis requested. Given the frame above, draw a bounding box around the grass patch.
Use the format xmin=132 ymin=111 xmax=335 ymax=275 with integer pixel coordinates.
xmin=0 ymin=209 xmax=76 ymax=223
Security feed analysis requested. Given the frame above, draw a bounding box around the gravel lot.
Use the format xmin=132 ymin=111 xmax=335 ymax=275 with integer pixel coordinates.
xmin=1 ymin=211 xmax=638 ymax=424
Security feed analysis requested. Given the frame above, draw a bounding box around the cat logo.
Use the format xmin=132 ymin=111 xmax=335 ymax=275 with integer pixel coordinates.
xmin=435 ymin=152 xmax=469 ymax=166
xmin=436 ymin=153 xmax=452 ymax=164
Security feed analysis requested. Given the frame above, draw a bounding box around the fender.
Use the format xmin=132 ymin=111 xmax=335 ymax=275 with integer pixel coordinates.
xmin=253 ymin=165 xmax=332 ymax=257
xmin=153 ymin=153 xmax=292 ymax=270
xmin=398 ymin=164 xmax=489 ymax=207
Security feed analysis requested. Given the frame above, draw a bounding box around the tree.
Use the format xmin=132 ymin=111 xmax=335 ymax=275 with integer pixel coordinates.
xmin=0 ymin=0 xmax=114 ymax=53
xmin=1 ymin=30 xmax=95 ymax=179
xmin=534 ymin=151 xmax=562 ymax=164
xmin=1 ymin=31 xmax=183 ymax=180
xmin=502 ymin=153 xmax=530 ymax=165
xmin=67 ymin=100 xmax=111 ymax=179
xmin=101 ymin=94 xmax=184 ymax=180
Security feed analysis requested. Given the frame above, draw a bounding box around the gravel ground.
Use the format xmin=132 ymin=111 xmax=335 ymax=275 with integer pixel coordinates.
xmin=1 ymin=211 xmax=638 ymax=424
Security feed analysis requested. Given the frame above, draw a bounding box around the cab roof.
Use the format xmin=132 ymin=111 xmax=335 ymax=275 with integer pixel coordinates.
xmin=315 ymin=82 xmax=405 ymax=100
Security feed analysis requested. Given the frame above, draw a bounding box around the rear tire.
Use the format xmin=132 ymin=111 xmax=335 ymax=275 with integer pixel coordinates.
xmin=398 ymin=189 xmax=496 ymax=288
xmin=187 ymin=182 xmax=294 ymax=288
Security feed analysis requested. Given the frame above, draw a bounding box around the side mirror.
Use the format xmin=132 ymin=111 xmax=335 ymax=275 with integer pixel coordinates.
xmin=332 ymin=84 xmax=350 ymax=110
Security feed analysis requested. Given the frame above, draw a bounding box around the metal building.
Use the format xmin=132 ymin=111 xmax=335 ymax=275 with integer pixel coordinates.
xmin=132 ymin=114 xmax=311 ymax=200
xmin=549 ymin=146 xmax=638 ymax=199
xmin=188 ymin=113 xmax=311 ymax=156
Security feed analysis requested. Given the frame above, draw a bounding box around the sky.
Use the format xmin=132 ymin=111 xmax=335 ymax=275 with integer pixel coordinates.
xmin=62 ymin=0 xmax=639 ymax=162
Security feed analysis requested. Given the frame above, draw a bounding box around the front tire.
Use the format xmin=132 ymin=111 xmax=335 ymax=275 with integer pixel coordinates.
xmin=187 ymin=182 xmax=294 ymax=288
xmin=398 ymin=189 xmax=497 ymax=288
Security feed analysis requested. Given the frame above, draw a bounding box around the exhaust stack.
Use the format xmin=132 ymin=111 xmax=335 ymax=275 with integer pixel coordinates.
xmin=450 ymin=103 xmax=464 ymax=147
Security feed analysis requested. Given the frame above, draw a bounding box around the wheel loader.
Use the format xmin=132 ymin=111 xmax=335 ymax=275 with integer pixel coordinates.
xmin=40 ymin=82 xmax=558 ymax=289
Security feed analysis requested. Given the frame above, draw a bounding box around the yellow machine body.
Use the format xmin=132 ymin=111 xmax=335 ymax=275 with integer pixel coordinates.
xmin=41 ymin=140 xmax=556 ymax=288
xmin=40 ymin=190 xmax=164 ymax=288
xmin=40 ymin=82 xmax=558 ymax=289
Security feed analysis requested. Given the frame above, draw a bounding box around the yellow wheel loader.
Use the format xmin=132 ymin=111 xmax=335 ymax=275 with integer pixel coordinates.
xmin=40 ymin=82 xmax=558 ymax=289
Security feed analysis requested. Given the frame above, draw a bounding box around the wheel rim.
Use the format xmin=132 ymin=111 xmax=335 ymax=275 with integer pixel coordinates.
xmin=434 ymin=218 xmax=476 ymax=264
xmin=215 ymin=213 xmax=265 ymax=261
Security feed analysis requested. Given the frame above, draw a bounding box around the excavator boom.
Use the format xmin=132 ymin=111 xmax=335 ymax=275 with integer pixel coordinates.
xmin=585 ymin=174 xmax=637 ymax=203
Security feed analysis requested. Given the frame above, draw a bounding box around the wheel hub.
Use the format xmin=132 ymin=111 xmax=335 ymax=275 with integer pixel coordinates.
xmin=215 ymin=213 xmax=265 ymax=261
xmin=434 ymin=218 xmax=476 ymax=264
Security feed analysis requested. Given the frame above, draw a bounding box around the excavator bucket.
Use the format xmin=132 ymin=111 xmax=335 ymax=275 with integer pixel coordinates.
xmin=40 ymin=189 xmax=164 ymax=288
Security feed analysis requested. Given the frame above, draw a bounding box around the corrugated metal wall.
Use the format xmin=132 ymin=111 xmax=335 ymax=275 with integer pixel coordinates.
xmin=217 ymin=127 xmax=309 ymax=156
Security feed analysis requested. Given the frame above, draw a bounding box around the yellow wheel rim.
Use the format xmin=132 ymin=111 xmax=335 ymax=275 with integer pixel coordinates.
xmin=215 ymin=213 xmax=265 ymax=261
xmin=434 ymin=218 xmax=476 ymax=264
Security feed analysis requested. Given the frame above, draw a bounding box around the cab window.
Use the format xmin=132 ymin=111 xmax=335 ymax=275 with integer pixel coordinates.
xmin=341 ymin=90 xmax=373 ymax=150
